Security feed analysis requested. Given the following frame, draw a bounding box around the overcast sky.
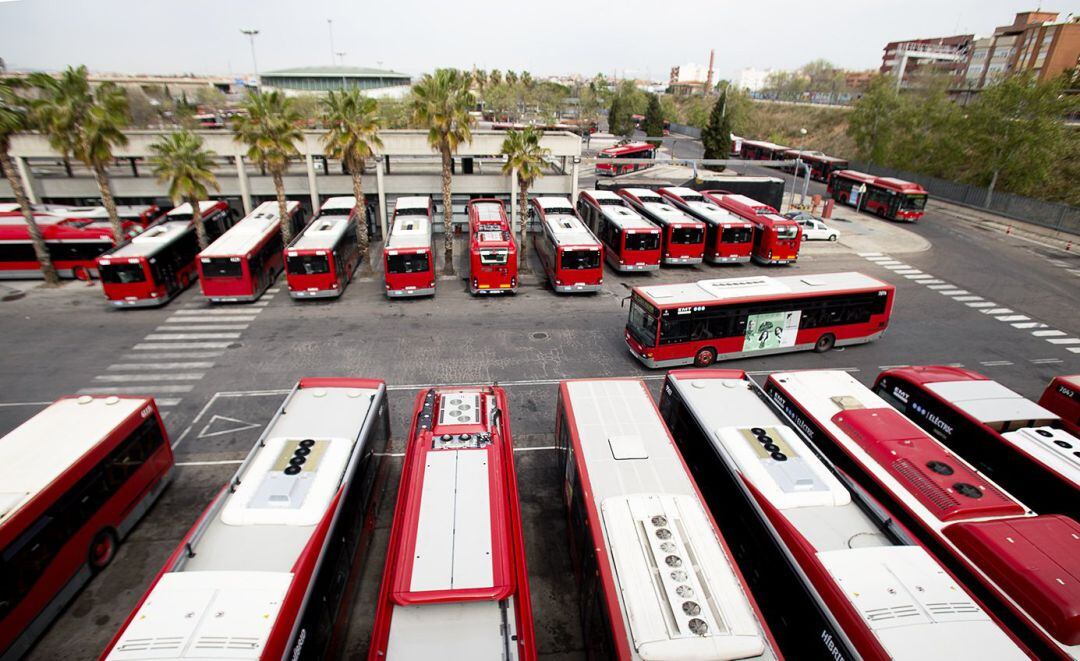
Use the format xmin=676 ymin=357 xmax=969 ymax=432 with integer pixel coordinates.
xmin=2 ymin=0 xmax=1078 ymax=81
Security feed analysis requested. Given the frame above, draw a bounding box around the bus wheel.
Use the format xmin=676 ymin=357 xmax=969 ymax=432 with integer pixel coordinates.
xmin=814 ymin=334 xmax=836 ymax=353
xmin=88 ymin=528 xmax=119 ymax=572
xmin=694 ymin=347 xmax=716 ymax=367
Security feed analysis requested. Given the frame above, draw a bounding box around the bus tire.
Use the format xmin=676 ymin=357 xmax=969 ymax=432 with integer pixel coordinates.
xmin=814 ymin=333 xmax=836 ymax=353
xmin=694 ymin=347 xmax=717 ymax=368
xmin=88 ymin=528 xmax=119 ymax=572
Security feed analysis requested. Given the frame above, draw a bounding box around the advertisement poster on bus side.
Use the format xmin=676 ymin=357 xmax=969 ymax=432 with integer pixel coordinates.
xmin=743 ymin=310 xmax=801 ymax=351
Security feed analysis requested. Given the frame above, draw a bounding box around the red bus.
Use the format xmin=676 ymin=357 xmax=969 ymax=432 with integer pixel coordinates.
xmin=1039 ymin=375 xmax=1080 ymax=437
xmin=781 ymin=150 xmax=849 ymax=182
xmin=285 ymin=197 xmax=361 ymax=300
xmin=872 ymin=366 xmax=1079 ymax=519
xmin=0 ymin=213 xmax=116 ymax=279
xmin=1 ymin=395 xmax=173 ymax=659
xmin=384 ymin=196 xmax=435 ymax=298
xmin=706 ymin=192 xmax=801 ymax=265
xmin=530 ymin=196 xmax=603 ymax=293
xmin=595 ymin=142 xmax=656 ymax=177
xmin=115 ymin=204 xmax=163 ymax=228
xmin=576 ymin=189 xmax=661 ymax=272
xmin=625 ymin=272 xmax=894 ymax=368
xmin=660 ymin=369 xmax=1027 ymax=659
xmin=764 ymin=370 xmax=1080 ymax=658
xmin=828 ymin=170 xmax=928 ymax=222
xmin=368 ymin=385 xmax=536 ymax=659
xmin=739 ymin=139 xmax=789 ymax=161
xmin=659 ymin=187 xmax=754 ymax=264
xmin=103 ymin=378 xmax=391 ymax=661
xmin=467 ymin=199 xmax=517 ymax=295
xmin=617 ymin=188 xmax=706 ymax=265
xmin=197 ymin=200 xmax=306 ymax=303
xmin=556 ymin=378 xmax=780 ymax=660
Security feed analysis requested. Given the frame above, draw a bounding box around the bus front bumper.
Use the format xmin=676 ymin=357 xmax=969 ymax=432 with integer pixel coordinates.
xmin=289 ymin=288 xmax=342 ymax=300
xmin=625 ymin=335 xmax=694 ymax=369
xmin=663 ymin=256 xmax=704 ymax=265
xmin=706 ymin=254 xmax=752 ymax=264
xmin=108 ymin=296 xmax=170 ymax=309
xmin=554 ymin=283 xmax=602 ymax=293
xmin=387 ymin=286 xmax=436 ymax=298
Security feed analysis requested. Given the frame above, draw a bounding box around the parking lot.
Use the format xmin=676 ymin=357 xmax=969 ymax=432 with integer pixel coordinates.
xmin=3 ymin=179 xmax=1079 ymax=659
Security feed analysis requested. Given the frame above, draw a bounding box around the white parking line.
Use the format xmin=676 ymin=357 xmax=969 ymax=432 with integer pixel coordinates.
xmin=903 ymin=274 xmax=928 ymax=279
xmin=927 ymin=284 xmax=954 ymax=290
xmin=982 ymin=308 xmax=1013 ymax=314
xmin=911 ymin=278 xmax=937 ymax=283
xmin=1068 ymin=269 xmax=1080 ymax=277
xmin=883 ymin=265 xmax=910 ymax=271
xmin=876 ymin=260 xmax=903 ymax=266
xmin=1031 ymin=358 xmax=1064 ymax=364
xmin=156 ymin=398 xmax=183 ymax=407
xmin=1012 ymin=322 xmax=1046 ymax=329
xmin=163 ymin=316 xmax=256 ymax=323
xmin=78 ymin=385 xmax=195 ymax=394
xmin=857 ymin=252 xmax=883 ymax=257
xmin=895 ymin=269 xmax=923 ymax=275
xmin=0 ymin=401 xmax=52 ymax=408
xmin=1047 ymin=338 xmax=1080 ymax=345
xmin=952 ymin=296 xmax=982 ymax=302
xmin=155 ymin=325 xmax=250 ymax=332
xmin=171 ymin=309 xmax=264 ymax=316
xmin=939 ymin=289 xmax=969 ymax=296
xmin=264 ymin=288 xmax=281 ymax=294
xmin=979 ymin=360 xmax=1013 ymax=366
xmin=1069 ymin=347 xmax=1080 ymax=353
xmin=1033 ymin=330 xmax=1067 ymax=337
xmin=144 ymin=333 xmax=242 ymax=341
xmin=108 ymin=362 xmax=215 ymax=370
xmin=93 ymin=373 xmax=205 ymax=382
xmin=996 ymin=315 xmax=1030 ymax=322
xmin=134 ymin=342 xmax=234 ymax=350
xmin=967 ymin=302 xmax=996 ymax=308
xmin=917 ymin=279 xmax=945 ymax=285
xmin=123 ymin=351 xmax=225 ymax=359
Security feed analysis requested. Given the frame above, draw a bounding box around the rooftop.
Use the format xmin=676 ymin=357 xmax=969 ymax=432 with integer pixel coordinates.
xmin=261 ymin=66 xmax=410 ymax=79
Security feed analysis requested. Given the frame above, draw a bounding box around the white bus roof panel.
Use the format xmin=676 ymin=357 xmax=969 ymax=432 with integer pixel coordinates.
xmin=533 ymin=196 xmax=575 ymax=212
xmin=199 ymin=201 xmax=297 ymax=258
xmin=0 ymin=396 xmax=147 ymax=522
xmin=472 ymin=202 xmax=504 ymax=221
xmin=639 ymin=272 xmax=888 ymax=307
xmin=923 ymin=380 xmax=1058 ymax=424
xmin=600 ymin=205 xmax=657 ymax=231
xmin=167 ymin=201 xmax=220 ymax=217
xmin=106 ymin=221 xmax=191 ymax=259
xmin=394 ymin=196 xmax=431 ymax=211
xmin=640 ymin=202 xmax=702 ymax=227
xmin=386 ymin=215 xmax=432 ymax=251
xmin=319 ymin=196 xmax=357 ymax=214
xmin=543 ymin=214 xmax=600 ymax=247
xmin=386 ymin=601 xmax=515 ymax=659
xmin=582 ymin=189 xmax=624 ymax=202
xmin=290 ymin=216 xmax=351 ymax=251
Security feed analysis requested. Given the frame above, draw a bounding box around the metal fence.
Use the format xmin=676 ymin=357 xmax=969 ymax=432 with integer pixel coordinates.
xmin=848 ymin=160 xmax=1080 ymax=237
xmin=668 ymin=122 xmax=701 ymax=139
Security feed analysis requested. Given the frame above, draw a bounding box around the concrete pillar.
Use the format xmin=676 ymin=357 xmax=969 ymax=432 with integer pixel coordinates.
xmin=510 ymin=167 xmax=519 ymax=234
xmin=15 ymin=157 xmax=39 ymax=205
xmin=235 ymin=154 xmax=252 ymax=214
xmin=375 ymin=156 xmax=388 ymax=239
xmin=305 ymin=153 xmax=320 ymax=214
xmin=570 ymin=161 xmax=580 ymax=204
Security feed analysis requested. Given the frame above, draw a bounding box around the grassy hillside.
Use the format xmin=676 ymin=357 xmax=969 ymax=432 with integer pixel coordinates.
xmin=738 ymin=101 xmax=856 ymax=157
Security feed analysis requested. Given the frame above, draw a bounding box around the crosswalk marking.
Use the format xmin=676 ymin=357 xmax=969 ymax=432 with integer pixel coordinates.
xmin=171 ymin=309 xmax=264 ymax=316
xmin=123 ymin=351 xmax=224 ymax=359
xmin=983 ymin=308 xmax=1013 ymax=314
xmin=996 ymin=315 xmax=1030 ymax=322
xmin=155 ymin=324 xmax=250 ymax=332
xmin=1031 ymin=358 xmax=1064 ymax=364
xmin=1047 ymin=338 xmax=1080 ymax=345
xmin=144 ymin=332 xmax=242 ymax=341
xmin=927 ymin=284 xmax=955 ymax=290
xmin=967 ymin=302 xmax=996 ymax=308
xmin=1033 ymin=330 xmax=1067 ymax=337
xmin=939 ymin=289 xmax=969 ymax=296
xmin=1012 ymin=322 xmax=1046 ymax=329
xmin=155 ymin=398 xmax=183 ymax=407
xmin=108 ymin=362 xmax=215 ymax=370
xmin=1069 ymin=347 xmax=1080 ymax=353
xmin=952 ymin=296 xmax=983 ymax=302
xmin=895 ymin=269 xmax=923 ymax=275
xmin=134 ymin=342 xmax=234 ymax=350
xmin=93 ymin=373 xmax=205 ymax=382
xmin=77 ymin=385 xmax=195 ymax=395
xmin=163 ymin=316 xmax=257 ymax=323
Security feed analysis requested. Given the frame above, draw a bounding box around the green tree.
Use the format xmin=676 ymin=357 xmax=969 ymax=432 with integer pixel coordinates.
xmin=411 ymin=69 xmax=475 ymax=275
xmin=500 ymin=127 xmax=549 ymax=272
xmin=322 ymin=89 xmax=383 ymax=265
xmin=607 ymin=94 xmax=623 ymax=135
xmin=642 ymin=94 xmax=664 ymax=145
xmin=0 ymin=79 xmax=59 ymax=284
xmin=149 ymin=130 xmax=219 ymax=249
xmin=233 ymin=90 xmax=304 ymax=244
xmin=31 ymin=65 xmax=130 ymax=243
xmin=701 ymin=91 xmax=732 ymax=167
xmin=848 ymin=75 xmax=902 ymax=165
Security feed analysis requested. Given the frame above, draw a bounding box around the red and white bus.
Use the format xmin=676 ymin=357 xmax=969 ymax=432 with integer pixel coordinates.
xmin=96 ymin=202 xmax=237 ymax=308
xmin=467 ymin=199 xmax=517 ymax=295
xmin=659 ymin=187 xmax=754 ymax=264
xmin=368 ymin=385 xmax=536 ymax=659
xmin=530 ymin=197 xmax=603 ymax=293
xmin=625 ymin=272 xmax=894 ymax=368
xmin=738 ymin=140 xmax=789 ymax=161
xmin=706 ymin=192 xmax=801 ymax=265
xmin=384 ymin=197 xmax=435 ymax=298
xmin=0 ymin=213 xmax=116 ymax=279
xmin=115 ymin=204 xmax=164 ymax=228
xmin=1039 ymin=375 xmax=1080 ymax=437
xmin=873 ymin=366 xmax=1079 ymax=519
xmin=197 ymin=200 xmax=306 ymax=303
xmin=828 ymin=170 xmax=928 ymax=222
xmin=764 ymin=370 xmax=1080 ymax=658
xmin=617 ymin=188 xmax=706 ymax=265
xmin=576 ymin=189 xmax=661 ymax=272
xmin=103 ymin=378 xmax=391 ymax=661
xmin=285 ymin=197 xmax=361 ymax=300
xmin=1 ymin=395 xmax=173 ymax=659
xmin=595 ymin=142 xmax=656 ymax=177
xmin=781 ymin=150 xmax=849 ymax=182
xmin=556 ymin=378 xmax=780 ymax=660
xmin=660 ymin=369 xmax=1027 ymax=660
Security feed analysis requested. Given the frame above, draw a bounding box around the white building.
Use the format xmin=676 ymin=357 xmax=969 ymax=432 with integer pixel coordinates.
xmin=737 ymin=68 xmax=774 ymax=92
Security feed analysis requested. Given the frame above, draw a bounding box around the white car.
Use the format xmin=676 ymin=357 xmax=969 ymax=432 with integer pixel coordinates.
xmin=786 ymin=212 xmax=840 ymax=241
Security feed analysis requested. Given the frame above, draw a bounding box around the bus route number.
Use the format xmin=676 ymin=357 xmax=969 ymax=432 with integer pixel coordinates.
xmin=676 ymin=306 xmax=705 ymax=315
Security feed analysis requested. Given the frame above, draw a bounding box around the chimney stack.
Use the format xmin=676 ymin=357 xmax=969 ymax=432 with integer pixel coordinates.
xmin=705 ymin=49 xmax=716 ymax=95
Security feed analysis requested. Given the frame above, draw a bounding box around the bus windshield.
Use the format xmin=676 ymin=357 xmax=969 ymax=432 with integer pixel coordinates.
xmin=561 ymin=249 xmax=600 ymax=270
xmin=627 ymin=296 xmax=658 ymax=347
xmin=287 ymin=254 xmax=330 ymax=275
xmin=901 ymin=194 xmax=928 ymax=211
xmin=202 ymin=257 xmax=243 ymax=278
xmin=387 ymin=251 xmax=431 ymax=274
xmin=479 ymin=249 xmax=508 ymax=265
xmin=672 ymin=227 xmax=704 ymax=244
xmin=100 ymin=262 xmax=146 ymax=284
xmin=625 ymin=232 xmax=660 ymax=251
xmin=721 ymin=227 xmax=752 ymax=244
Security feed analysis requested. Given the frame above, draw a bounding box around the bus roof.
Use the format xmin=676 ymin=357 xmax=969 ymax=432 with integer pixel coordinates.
xmin=104 ymin=220 xmax=192 ymax=259
xmin=533 ymin=196 xmax=575 ymax=212
xmin=658 ymin=186 xmax=705 ymax=201
xmin=199 ymin=201 xmax=297 ymax=258
xmin=835 ymin=170 xmax=927 ymax=194
xmin=394 ymin=196 xmax=431 ymax=212
xmin=0 ymin=395 xmax=148 ymax=524
xmin=319 ymin=196 xmax=357 ymax=214
xmin=469 ymin=201 xmax=506 ymax=223
xmin=638 ymin=201 xmax=704 ymax=228
xmin=580 ymin=189 xmax=625 ymax=203
xmin=167 ymin=201 xmax=223 ymax=217
xmin=668 ymin=196 xmax=749 ymax=227
xmin=741 ymin=139 xmax=788 ymax=151
xmin=386 ymin=214 xmax=432 ymax=251
xmin=542 ymin=214 xmax=600 ymax=247
xmin=600 ymin=205 xmax=658 ymax=231
xmin=785 ymin=149 xmax=847 ymax=164
xmin=600 ymin=142 xmax=654 ymax=156
xmin=290 ymin=215 xmax=352 ymax=251
xmin=636 ymin=271 xmax=889 ymax=308
xmin=706 ymin=192 xmax=776 ymax=213
xmin=560 ymin=379 xmax=774 ymax=660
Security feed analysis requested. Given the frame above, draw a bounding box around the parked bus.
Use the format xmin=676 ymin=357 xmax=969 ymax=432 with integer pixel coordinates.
xmin=556 ymin=377 xmax=780 ymax=660
xmin=467 ymin=199 xmax=517 ymax=295
xmin=873 ymin=366 xmax=1079 ymax=518
xmin=530 ymin=196 xmax=603 ymax=293
xmin=660 ymin=369 xmax=1027 ymax=660
xmin=763 ymin=370 xmax=1080 ymax=659
xmin=617 ymin=188 xmax=706 ymax=265
xmin=197 ymin=200 xmax=306 ymax=303
xmin=595 ymin=142 xmax=656 ymax=177
xmin=738 ymin=140 xmax=789 ymax=161
xmin=160 ymin=200 xmax=236 ymax=230
xmin=828 ymin=170 xmax=928 ymax=222
xmin=625 ymin=272 xmax=894 ymax=368
xmin=383 ymin=196 xmax=435 ymax=298
xmin=115 ymin=204 xmax=163 ymax=228
xmin=285 ymin=197 xmax=361 ymax=300
xmin=576 ymin=189 xmax=661 ymax=272
xmin=659 ymin=187 xmax=754 ymax=264
xmin=1039 ymin=375 xmax=1080 ymax=436
xmin=781 ymin=150 xmax=849 ymax=182
xmin=103 ymin=378 xmax=391 ymax=661
xmin=0 ymin=213 xmax=117 ymax=279
xmin=1 ymin=395 xmax=173 ymax=659
xmin=706 ymin=192 xmax=801 ymax=265
xmin=368 ymin=385 xmax=535 ymax=659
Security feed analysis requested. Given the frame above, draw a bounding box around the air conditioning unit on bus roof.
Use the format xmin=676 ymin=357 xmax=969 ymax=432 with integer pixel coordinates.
xmin=698 ymin=277 xmax=788 ymax=298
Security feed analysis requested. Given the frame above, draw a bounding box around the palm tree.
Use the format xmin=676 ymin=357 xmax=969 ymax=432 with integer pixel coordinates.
xmin=410 ymin=69 xmax=475 ymax=276
xmin=0 ymin=79 xmax=58 ymax=284
xmin=233 ymin=90 xmax=303 ymax=244
xmin=321 ymin=89 xmax=382 ymax=267
xmin=30 ymin=66 xmax=129 ymax=244
xmin=149 ymin=130 xmax=219 ymax=249
xmin=500 ymin=127 xmax=549 ymax=273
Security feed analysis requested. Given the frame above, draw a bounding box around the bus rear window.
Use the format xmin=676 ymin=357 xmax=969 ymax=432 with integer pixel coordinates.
xmin=100 ymin=262 xmax=146 ymax=284
xmin=560 ymin=249 xmax=600 ymax=270
xmin=479 ymin=249 xmax=508 ymax=265
xmin=387 ymin=252 xmax=431 ymax=274
xmin=776 ymin=225 xmax=799 ymax=240
xmin=721 ymin=227 xmax=752 ymax=243
xmin=287 ymin=254 xmax=330 ymax=275
xmin=625 ymin=232 xmax=660 ymax=251
xmin=672 ymin=227 xmax=704 ymax=244
xmin=202 ymin=257 xmax=243 ymax=278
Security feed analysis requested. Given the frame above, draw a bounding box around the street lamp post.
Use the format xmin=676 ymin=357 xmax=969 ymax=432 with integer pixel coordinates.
xmin=327 ymin=19 xmax=335 ymax=66
xmin=336 ymin=52 xmax=347 ymax=90
xmin=240 ymin=29 xmax=260 ymax=93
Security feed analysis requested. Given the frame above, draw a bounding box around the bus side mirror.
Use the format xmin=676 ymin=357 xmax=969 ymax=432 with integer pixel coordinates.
xmin=621 ymin=296 xmax=630 ymax=308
